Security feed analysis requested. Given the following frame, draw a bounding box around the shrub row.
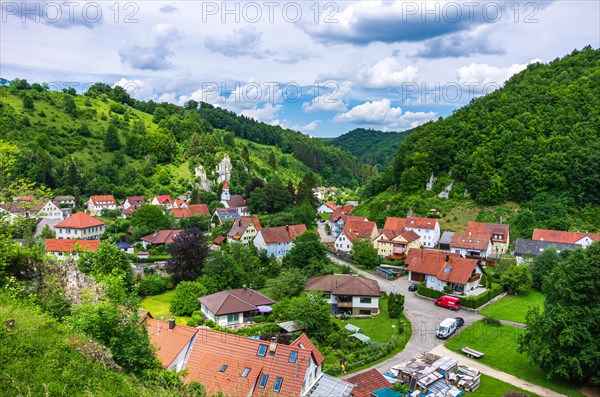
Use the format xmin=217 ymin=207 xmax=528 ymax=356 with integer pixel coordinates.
xmin=417 ymin=282 xmax=444 ymax=299
xmin=417 ymin=282 xmax=504 ymax=309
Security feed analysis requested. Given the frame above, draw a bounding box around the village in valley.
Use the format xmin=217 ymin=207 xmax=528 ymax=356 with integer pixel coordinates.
xmin=1 ymin=178 xmax=596 ymax=397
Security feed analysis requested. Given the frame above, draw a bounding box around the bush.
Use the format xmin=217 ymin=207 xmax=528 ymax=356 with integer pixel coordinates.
xmin=204 ymin=319 xmax=216 ymax=328
xmin=253 ymin=315 xmax=270 ymax=323
xmin=137 ymin=274 xmax=169 ymax=296
xmin=482 ymin=317 xmax=502 ymax=327
xmin=170 ymin=281 xmax=207 ymax=316
xmin=387 ymin=294 xmax=405 ymax=319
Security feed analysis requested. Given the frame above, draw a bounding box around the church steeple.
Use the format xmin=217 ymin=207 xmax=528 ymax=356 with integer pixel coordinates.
xmin=221 ymin=181 xmax=231 ymax=201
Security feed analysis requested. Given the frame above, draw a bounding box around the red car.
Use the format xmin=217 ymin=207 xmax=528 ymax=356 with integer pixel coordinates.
xmin=434 ymin=295 xmax=461 ymax=310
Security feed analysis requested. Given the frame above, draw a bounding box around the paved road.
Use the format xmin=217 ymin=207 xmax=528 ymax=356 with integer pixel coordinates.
xmin=317 ymin=221 xmax=334 ymax=243
xmin=327 ymin=253 xmax=483 ymax=375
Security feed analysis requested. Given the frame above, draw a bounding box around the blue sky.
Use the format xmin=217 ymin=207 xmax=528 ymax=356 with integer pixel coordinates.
xmin=2 ymin=1 xmax=599 ymax=137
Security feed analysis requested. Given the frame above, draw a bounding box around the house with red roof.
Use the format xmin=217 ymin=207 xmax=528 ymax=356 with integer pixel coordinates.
xmin=449 ymin=232 xmax=493 ymax=262
xmin=146 ymin=318 xmax=330 ymax=397
xmin=220 ymin=181 xmax=249 ymax=216
xmin=45 ymin=238 xmax=100 ymax=260
xmin=253 ymin=224 xmax=307 ymax=257
xmin=140 ymin=229 xmax=183 ymax=248
xmin=55 ymin=212 xmax=106 ymax=240
xmin=151 ymin=195 xmax=174 ymax=209
xmin=305 ymin=274 xmax=382 ymax=315
xmin=532 ymin=228 xmax=600 ymax=249
xmin=402 ymin=217 xmax=441 ymax=248
xmin=346 ymin=369 xmax=393 ymax=397
xmin=372 ymin=229 xmax=421 ymax=259
xmin=334 ymin=220 xmax=379 ymax=254
xmin=227 ymin=217 xmax=261 ymax=244
xmin=86 ymin=195 xmax=117 ymax=216
xmin=199 ymin=288 xmax=275 ymax=327
xmin=171 ymin=204 xmax=210 ymax=219
xmin=467 ymin=221 xmax=510 ymax=255
xmin=405 ymin=250 xmax=483 ymax=293
xmin=122 ymin=196 xmax=145 ymax=216
xmin=317 ymin=201 xmax=338 ymax=214
xmin=328 ymin=207 xmax=362 ymax=237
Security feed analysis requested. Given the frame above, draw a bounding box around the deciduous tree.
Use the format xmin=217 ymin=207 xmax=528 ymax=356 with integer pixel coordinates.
xmin=165 ymin=227 xmax=209 ymax=283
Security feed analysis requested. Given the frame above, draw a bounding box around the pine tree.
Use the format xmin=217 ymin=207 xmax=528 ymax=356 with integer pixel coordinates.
xmin=104 ymin=124 xmax=121 ymax=151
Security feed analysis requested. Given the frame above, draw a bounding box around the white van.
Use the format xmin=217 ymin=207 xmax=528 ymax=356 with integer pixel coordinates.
xmin=436 ymin=318 xmax=458 ymax=339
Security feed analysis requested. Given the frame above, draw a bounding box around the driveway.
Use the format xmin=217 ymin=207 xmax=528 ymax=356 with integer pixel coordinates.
xmin=318 ymin=221 xmax=334 ymax=243
xmin=327 ymin=254 xmax=483 ymax=374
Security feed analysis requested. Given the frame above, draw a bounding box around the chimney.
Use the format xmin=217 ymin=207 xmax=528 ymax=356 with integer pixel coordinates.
xmin=168 ymin=319 xmax=176 ymax=331
xmin=269 ymin=336 xmax=278 ymax=353
xmin=445 ymin=254 xmax=450 ymax=262
xmin=286 ymin=225 xmax=289 ymax=232
xmin=239 ymin=219 xmax=242 ymax=227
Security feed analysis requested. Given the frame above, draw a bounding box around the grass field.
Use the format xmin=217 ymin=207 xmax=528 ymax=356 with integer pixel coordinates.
xmin=480 ymin=289 xmax=544 ymax=324
xmin=445 ymin=321 xmax=585 ymax=397
xmin=438 ymin=205 xmax=481 ymax=232
xmin=140 ymin=290 xmax=191 ymax=325
xmin=472 ymin=374 xmax=541 ymax=397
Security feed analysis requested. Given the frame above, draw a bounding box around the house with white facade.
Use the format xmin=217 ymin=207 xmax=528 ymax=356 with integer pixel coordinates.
xmin=305 ymin=274 xmax=382 ymax=315
xmin=227 ymin=217 xmax=261 ymax=244
xmin=333 ymin=220 xmax=378 ymax=254
xmin=402 ymin=217 xmax=441 ymax=248
xmin=199 ymin=288 xmax=275 ymax=327
xmin=449 ymin=232 xmax=493 ymax=262
xmin=220 ymin=181 xmax=249 ymax=216
xmin=329 ymin=208 xmax=364 ymax=237
xmin=253 ymin=224 xmax=307 ymax=257
xmin=405 ymin=250 xmax=483 ymax=294
xmin=317 ymin=201 xmax=337 ymax=214
xmin=55 ymin=212 xmax=106 ymax=240
xmin=532 ymin=228 xmax=600 ymax=249
xmin=86 ymin=195 xmax=117 ymax=216
xmin=467 ymin=221 xmax=510 ymax=256
xmin=151 ymin=195 xmax=174 ymax=209
xmin=37 ymin=200 xmax=64 ymax=219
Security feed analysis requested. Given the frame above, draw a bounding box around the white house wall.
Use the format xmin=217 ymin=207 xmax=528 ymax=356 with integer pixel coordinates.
xmin=351 ymin=296 xmax=379 ymax=310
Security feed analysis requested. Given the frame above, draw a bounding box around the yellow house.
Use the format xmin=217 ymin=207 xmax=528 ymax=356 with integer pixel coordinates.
xmin=373 ymin=229 xmax=421 ymax=258
xmin=226 ymin=217 xmax=261 ymax=245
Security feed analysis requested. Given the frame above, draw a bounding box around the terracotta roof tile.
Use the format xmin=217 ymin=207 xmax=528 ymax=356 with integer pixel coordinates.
xmin=450 ymin=232 xmax=491 ymax=251
xmin=125 ymin=196 xmax=145 ymax=206
xmin=305 ymin=275 xmax=382 ymax=297
xmin=404 ymin=216 xmax=438 ymax=230
xmin=147 ymin=318 xmax=198 ymax=368
xmin=154 ymin=195 xmax=173 ymax=204
xmin=532 ymin=228 xmax=600 ymax=244
xmin=323 ymin=201 xmax=338 ymax=211
xmin=141 ymin=229 xmax=183 ymax=245
xmin=342 ymin=220 xmax=377 ymax=242
xmin=55 ymin=212 xmax=105 ymax=229
xmin=227 ymin=218 xmax=261 ymax=239
xmin=171 ymin=204 xmax=210 ymax=218
xmin=346 ymin=369 xmax=391 ymax=397
xmin=89 ymin=195 xmax=116 ymax=206
xmin=45 ymin=238 xmax=100 ymax=253
xmin=290 ymin=333 xmax=325 ymax=365
xmin=405 ymin=250 xmax=479 ymax=285
xmin=467 ymin=222 xmax=509 ymax=243
xmin=259 ymin=225 xmax=307 ymax=244
xmin=383 ymin=217 xmax=406 ymax=230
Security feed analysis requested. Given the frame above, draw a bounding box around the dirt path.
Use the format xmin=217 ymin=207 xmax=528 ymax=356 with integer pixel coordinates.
xmin=430 ymin=345 xmax=567 ymax=397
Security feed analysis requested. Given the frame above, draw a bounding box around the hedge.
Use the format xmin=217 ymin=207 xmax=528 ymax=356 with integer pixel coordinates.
xmin=417 ymin=282 xmax=504 ymax=309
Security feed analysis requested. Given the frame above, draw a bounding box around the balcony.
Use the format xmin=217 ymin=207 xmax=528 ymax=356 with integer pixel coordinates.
xmin=336 ymin=301 xmax=353 ymax=308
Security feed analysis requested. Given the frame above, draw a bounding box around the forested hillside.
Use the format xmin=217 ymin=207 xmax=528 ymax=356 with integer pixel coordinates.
xmin=0 ymin=81 xmax=374 ymax=199
xmin=359 ymin=46 xmax=600 ymax=234
xmin=326 ymin=128 xmax=414 ymax=169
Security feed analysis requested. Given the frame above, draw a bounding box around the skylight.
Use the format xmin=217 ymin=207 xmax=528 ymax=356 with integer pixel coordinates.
xmin=289 ymin=351 xmax=298 ymax=363
xmin=241 ymin=368 xmax=250 ymax=378
xmin=219 ymin=364 xmax=228 ymax=372
xmin=274 ymin=377 xmax=283 ymax=392
xmin=259 ymin=374 xmax=268 ymax=388
xmin=257 ymin=344 xmax=268 ymax=356
xmin=444 ymin=266 xmax=452 ymax=274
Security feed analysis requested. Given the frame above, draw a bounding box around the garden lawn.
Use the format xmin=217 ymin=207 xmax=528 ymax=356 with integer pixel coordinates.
xmin=140 ymin=290 xmax=191 ymax=325
xmin=445 ymin=321 xmax=585 ymax=397
xmin=472 ymin=374 xmax=540 ymax=397
xmin=480 ymin=289 xmax=544 ymax=324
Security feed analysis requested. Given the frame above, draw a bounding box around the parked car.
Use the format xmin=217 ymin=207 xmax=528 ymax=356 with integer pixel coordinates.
xmin=408 ymin=283 xmax=418 ymax=292
xmin=455 ymin=317 xmax=465 ymax=327
xmin=434 ymin=295 xmax=461 ymax=310
xmin=436 ymin=318 xmax=459 ymax=339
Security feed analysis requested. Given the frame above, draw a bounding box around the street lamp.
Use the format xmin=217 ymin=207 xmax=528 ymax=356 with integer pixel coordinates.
xmin=391 ymin=324 xmax=396 ymax=338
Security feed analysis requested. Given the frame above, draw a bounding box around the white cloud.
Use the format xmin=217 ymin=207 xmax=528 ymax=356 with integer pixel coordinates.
xmin=118 ymin=24 xmax=181 ymax=70
xmin=302 ymin=81 xmax=351 ymax=113
xmin=333 ymin=99 xmax=436 ymax=130
xmin=355 ymin=58 xmax=419 ymax=88
xmin=290 ymin=120 xmax=321 ymax=133
xmin=240 ymin=103 xmax=283 ymax=125
xmin=457 ymin=59 xmax=542 ymax=88
xmin=417 ymin=25 xmax=505 ymax=58
xmin=204 ymin=26 xmax=271 ymax=58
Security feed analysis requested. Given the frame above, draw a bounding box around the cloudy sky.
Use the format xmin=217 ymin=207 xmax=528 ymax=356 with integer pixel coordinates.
xmin=2 ymin=0 xmax=599 ymax=136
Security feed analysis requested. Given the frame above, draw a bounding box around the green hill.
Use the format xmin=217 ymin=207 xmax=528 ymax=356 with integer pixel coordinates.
xmin=358 ymin=46 xmax=600 ymax=234
xmin=326 ymin=128 xmax=414 ymax=169
xmin=0 ymin=82 xmax=373 ymax=199
xmin=0 ymin=297 xmax=179 ymax=397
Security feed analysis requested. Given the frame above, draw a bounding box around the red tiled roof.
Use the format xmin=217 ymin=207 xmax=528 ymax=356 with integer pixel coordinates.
xmin=125 ymin=196 xmax=145 ymax=206
xmin=384 ymin=217 xmax=406 ymax=230
xmin=171 ymin=204 xmax=210 ymax=218
xmin=147 ymin=318 xmax=198 ymax=368
xmin=342 ymin=220 xmax=378 ymax=242
xmin=305 ymin=274 xmax=382 ymax=297
xmin=225 ymin=195 xmax=247 ymax=208
xmin=223 ymin=181 xmax=230 ymax=189
xmin=532 ymin=229 xmax=600 ymax=244
xmin=45 ymin=238 xmax=100 ymax=253
xmin=185 ymin=329 xmax=314 ymax=397
xmin=154 ymin=195 xmax=173 ymax=204
xmin=259 ymin=225 xmax=307 ymax=244
xmin=89 ymin=195 xmax=116 ymax=206
xmin=330 ymin=207 xmax=352 ymax=222
xmin=450 ymin=232 xmax=491 ymax=251
xmin=141 ymin=229 xmax=183 ymax=245
xmin=346 ymin=369 xmax=391 ymax=397
xmin=376 ymin=229 xmax=420 ymax=244
xmin=227 ymin=218 xmax=261 ymax=239
xmin=404 ymin=216 xmax=438 ymax=230
xmin=55 ymin=212 xmax=105 ymax=229
xmin=290 ymin=333 xmax=325 ymax=365
xmin=467 ymin=222 xmax=509 ymax=243
xmin=213 ymin=236 xmax=226 ymax=245
xmin=405 ymin=250 xmax=479 ymax=285
xmin=199 ymin=288 xmax=275 ymax=316
xmin=323 ymin=201 xmax=338 ymax=211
